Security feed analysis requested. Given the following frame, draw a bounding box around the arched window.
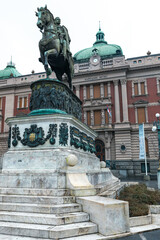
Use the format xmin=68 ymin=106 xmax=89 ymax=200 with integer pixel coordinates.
xmin=95 ymin=139 xmax=105 ymax=161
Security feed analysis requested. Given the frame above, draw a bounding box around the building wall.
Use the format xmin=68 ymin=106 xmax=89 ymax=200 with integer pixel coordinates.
xmin=0 ymin=55 xmax=160 ymax=177
xmin=73 ymin=54 xmax=160 ymax=177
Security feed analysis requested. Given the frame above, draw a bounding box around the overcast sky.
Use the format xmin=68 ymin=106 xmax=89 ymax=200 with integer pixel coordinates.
xmin=0 ymin=0 xmax=160 ymax=75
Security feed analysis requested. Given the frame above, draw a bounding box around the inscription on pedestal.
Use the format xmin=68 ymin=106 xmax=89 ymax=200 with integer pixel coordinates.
xmin=9 ymin=123 xmax=96 ymax=154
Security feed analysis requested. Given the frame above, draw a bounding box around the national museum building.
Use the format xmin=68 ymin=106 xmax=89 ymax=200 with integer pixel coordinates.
xmin=0 ymin=28 xmax=159 ymax=178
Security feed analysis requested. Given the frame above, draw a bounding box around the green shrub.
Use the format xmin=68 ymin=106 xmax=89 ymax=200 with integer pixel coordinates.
xmin=118 ymin=184 xmax=160 ymax=217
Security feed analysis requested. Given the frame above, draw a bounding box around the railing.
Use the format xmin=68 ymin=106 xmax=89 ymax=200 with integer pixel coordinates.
xmin=102 ymin=59 xmax=113 ymax=67
xmin=79 ymin=63 xmax=89 ymax=70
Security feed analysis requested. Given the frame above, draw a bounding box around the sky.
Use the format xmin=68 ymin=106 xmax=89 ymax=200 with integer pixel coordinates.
xmin=0 ymin=0 xmax=160 ymax=75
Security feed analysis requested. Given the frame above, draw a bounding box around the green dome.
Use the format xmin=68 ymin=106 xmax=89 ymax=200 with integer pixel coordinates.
xmin=0 ymin=61 xmax=21 ymax=79
xmin=74 ymin=27 xmax=123 ymax=63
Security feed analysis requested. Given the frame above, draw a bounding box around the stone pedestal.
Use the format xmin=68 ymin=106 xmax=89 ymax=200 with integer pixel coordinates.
xmin=2 ymin=113 xmax=117 ymax=190
xmin=4 ymin=114 xmax=98 ymax=173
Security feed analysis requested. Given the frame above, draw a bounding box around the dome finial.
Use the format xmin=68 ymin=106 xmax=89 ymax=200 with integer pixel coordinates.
xmin=7 ymin=57 xmax=15 ymax=68
xmin=95 ymin=23 xmax=106 ymax=44
xmin=99 ymin=21 xmax=101 ymax=31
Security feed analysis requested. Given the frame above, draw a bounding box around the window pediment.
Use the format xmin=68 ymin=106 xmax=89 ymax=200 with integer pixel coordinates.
xmin=133 ymin=99 xmax=148 ymax=105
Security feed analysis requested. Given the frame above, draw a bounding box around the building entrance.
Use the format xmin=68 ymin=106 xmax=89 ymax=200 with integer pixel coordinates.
xmin=95 ymin=139 xmax=105 ymax=161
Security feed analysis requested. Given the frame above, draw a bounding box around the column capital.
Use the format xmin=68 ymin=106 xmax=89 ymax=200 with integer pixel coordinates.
xmin=120 ymin=79 xmax=127 ymax=85
xmin=113 ymin=80 xmax=119 ymax=86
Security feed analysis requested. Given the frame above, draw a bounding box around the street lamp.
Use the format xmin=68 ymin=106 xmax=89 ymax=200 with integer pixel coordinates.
xmin=152 ymin=113 xmax=160 ymax=189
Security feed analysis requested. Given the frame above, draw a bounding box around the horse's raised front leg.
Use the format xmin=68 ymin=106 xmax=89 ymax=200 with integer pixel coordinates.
xmin=44 ymin=49 xmax=58 ymax=77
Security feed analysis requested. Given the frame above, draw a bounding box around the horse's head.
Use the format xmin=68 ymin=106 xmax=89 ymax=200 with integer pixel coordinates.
xmin=36 ymin=5 xmax=54 ymax=30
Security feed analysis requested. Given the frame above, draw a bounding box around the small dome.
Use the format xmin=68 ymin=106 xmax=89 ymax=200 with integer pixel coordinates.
xmin=0 ymin=61 xmax=21 ymax=80
xmin=74 ymin=28 xmax=123 ymax=63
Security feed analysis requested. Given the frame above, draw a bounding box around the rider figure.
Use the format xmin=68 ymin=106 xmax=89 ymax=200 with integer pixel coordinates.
xmin=54 ymin=17 xmax=71 ymax=60
xmin=54 ymin=17 xmax=74 ymax=80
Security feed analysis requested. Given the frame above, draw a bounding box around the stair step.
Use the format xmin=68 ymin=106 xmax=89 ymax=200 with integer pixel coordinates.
xmin=95 ymin=179 xmax=120 ymax=193
xmin=99 ymin=183 xmax=125 ymax=198
xmin=0 ymin=195 xmax=75 ymax=204
xmin=0 ymin=221 xmax=97 ymax=239
xmin=0 ymin=188 xmax=68 ymax=196
xmin=0 ymin=235 xmax=48 ymax=240
xmin=0 ymin=202 xmax=82 ymax=214
xmin=0 ymin=211 xmax=89 ymax=225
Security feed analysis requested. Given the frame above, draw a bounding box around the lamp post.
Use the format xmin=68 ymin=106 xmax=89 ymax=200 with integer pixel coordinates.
xmin=152 ymin=113 xmax=160 ymax=189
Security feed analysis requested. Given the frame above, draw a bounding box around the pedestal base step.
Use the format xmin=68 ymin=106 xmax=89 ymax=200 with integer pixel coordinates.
xmin=0 ymin=188 xmax=69 ymax=196
xmin=0 ymin=211 xmax=89 ymax=225
xmin=0 ymin=202 xmax=82 ymax=214
xmin=0 ymin=221 xmax=97 ymax=239
xmin=0 ymin=194 xmax=75 ymax=205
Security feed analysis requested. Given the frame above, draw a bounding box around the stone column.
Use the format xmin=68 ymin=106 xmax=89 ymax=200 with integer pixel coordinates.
xmin=144 ymin=81 xmax=148 ymax=95
xmin=157 ymin=78 xmax=160 ymax=94
xmin=105 ymin=132 xmax=111 ymax=160
xmin=90 ymin=85 xmax=93 ymax=99
xmin=101 ymin=109 xmax=105 ymax=125
xmin=138 ymin=82 xmax=141 ymax=95
xmin=145 ymin=106 xmax=148 ymax=123
xmin=83 ymin=85 xmax=86 ymax=100
xmin=83 ymin=111 xmax=87 ymax=125
xmin=91 ymin=110 xmax=94 ymax=126
xmin=108 ymin=82 xmax=111 ymax=98
xmin=113 ymin=80 xmax=120 ymax=123
xmin=135 ymin=107 xmax=138 ymax=123
xmin=100 ymin=83 xmax=104 ymax=98
xmin=75 ymin=86 xmax=80 ymax=98
xmin=120 ymin=79 xmax=129 ymax=122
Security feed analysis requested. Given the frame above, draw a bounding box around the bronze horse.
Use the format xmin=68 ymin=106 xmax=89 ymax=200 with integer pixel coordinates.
xmin=36 ymin=6 xmax=73 ymax=89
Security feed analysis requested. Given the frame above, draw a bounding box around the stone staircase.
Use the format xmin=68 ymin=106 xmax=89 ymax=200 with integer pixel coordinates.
xmin=0 ymin=187 xmax=99 ymax=239
xmin=95 ymin=178 xmax=126 ymax=199
xmin=99 ymin=182 xmax=126 ymax=198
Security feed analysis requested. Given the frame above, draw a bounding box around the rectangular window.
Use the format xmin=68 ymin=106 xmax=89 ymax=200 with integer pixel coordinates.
xmin=105 ymin=110 xmax=109 ymax=124
xmin=140 ymin=82 xmax=145 ymax=95
xmin=145 ymin=138 xmax=149 ymax=157
xmin=87 ymin=111 xmax=91 ymax=126
xmin=86 ymin=85 xmax=90 ymax=99
xmin=134 ymin=83 xmax=138 ymax=95
xmin=0 ymin=98 xmax=2 ymax=109
xmin=137 ymin=107 xmax=146 ymax=123
xmin=18 ymin=96 xmax=28 ymax=109
xmin=93 ymin=85 xmax=100 ymax=99
xmin=24 ymin=97 xmax=27 ymax=108
xmin=19 ymin=97 xmax=23 ymax=108
xmin=141 ymin=163 xmax=150 ymax=173
xmin=104 ymin=83 xmax=108 ymax=98
xmin=94 ymin=110 xmax=101 ymax=125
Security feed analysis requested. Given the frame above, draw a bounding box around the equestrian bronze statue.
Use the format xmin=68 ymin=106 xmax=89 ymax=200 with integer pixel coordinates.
xmin=36 ymin=5 xmax=74 ymax=89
